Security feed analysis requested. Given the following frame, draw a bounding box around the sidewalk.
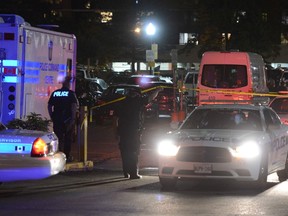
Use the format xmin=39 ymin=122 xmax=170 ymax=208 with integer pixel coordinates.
xmin=69 ymin=121 xmax=123 ymax=171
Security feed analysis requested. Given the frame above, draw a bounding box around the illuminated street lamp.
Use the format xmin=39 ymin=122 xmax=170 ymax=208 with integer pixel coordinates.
xmin=145 ymin=22 xmax=156 ymax=36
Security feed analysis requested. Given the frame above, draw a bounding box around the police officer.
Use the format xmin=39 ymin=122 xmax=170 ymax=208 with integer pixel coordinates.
xmin=115 ymin=87 xmax=161 ymax=179
xmin=48 ymin=76 xmax=79 ymax=162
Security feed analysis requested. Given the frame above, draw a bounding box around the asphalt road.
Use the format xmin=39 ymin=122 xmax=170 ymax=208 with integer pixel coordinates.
xmin=70 ymin=117 xmax=173 ymax=171
xmin=2 ymin=117 xmax=288 ymax=216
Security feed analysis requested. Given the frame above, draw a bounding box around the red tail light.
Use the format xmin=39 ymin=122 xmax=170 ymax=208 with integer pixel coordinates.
xmin=31 ymin=138 xmax=48 ymax=157
xmin=159 ymin=95 xmax=169 ymax=103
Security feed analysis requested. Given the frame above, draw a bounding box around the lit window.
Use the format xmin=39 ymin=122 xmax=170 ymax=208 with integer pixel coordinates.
xmin=101 ymin=11 xmax=113 ymax=23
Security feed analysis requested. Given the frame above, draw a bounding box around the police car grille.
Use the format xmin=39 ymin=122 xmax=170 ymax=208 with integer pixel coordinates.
xmin=176 ymin=146 xmax=231 ymax=163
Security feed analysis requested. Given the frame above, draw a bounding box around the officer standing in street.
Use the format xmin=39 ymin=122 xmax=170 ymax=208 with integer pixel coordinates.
xmin=114 ymin=87 xmax=161 ymax=179
xmin=48 ymin=76 xmax=79 ymax=162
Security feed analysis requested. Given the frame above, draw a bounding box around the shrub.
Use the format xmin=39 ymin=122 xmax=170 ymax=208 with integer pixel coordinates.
xmin=6 ymin=112 xmax=51 ymax=132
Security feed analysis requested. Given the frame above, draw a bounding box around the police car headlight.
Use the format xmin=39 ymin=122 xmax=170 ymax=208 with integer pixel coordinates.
xmin=157 ymin=140 xmax=179 ymax=156
xmin=231 ymin=141 xmax=260 ymax=159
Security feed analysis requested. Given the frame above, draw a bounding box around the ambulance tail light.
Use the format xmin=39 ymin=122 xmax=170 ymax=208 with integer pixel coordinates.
xmin=31 ymin=138 xmax=48 ymax=157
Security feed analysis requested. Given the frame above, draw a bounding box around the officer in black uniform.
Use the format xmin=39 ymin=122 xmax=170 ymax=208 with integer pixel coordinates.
xmin=48 ymin=76 xmax=79 ymax=162
xmin=115 ymin=87 xmax=161 ymax=179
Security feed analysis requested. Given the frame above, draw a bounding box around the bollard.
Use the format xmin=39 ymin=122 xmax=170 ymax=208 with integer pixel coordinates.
xmin=65 ymin=106 xmax=93 ymax=171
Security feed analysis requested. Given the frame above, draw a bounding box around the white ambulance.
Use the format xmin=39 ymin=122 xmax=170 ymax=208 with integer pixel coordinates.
xmin=0 ymin=14 xmax=77 ymax=125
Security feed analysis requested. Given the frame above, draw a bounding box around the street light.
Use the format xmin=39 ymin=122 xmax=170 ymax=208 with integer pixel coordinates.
xmin=131 ymin=26 xmax=142 ymax=73
xmin=145 ymin=22 xmax=156 ymax=36
xmin=145 ymin=22 xmax=156 ymax=74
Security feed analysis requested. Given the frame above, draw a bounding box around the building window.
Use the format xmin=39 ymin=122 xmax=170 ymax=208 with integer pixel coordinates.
xmin=101 ymin=11 xmax=113 ymax=23
xmin=262 ymin=12 xmax=268 ymax=22
xmin=179 ymin=33 xmax=198 ymax=45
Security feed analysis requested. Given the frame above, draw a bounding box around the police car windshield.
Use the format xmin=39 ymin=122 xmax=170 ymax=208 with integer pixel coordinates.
xmin=181 ymin=108 xmax=262 ymax=131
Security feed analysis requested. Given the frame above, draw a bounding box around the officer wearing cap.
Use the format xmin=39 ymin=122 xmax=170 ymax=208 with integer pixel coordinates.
xmin=48 ymin=76 xmax=79 ymax=162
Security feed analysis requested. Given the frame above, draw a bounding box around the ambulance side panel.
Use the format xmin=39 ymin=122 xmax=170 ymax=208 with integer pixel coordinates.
xmin=22 ymin=26 xmax=76 ymax=122
xmin=0 ymin=14 xmax=76 ymax=125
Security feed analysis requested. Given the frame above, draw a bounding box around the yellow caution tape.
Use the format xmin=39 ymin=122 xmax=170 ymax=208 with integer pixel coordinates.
xmin=182 ymin=87 xmax=282 ymax=97
xmin=90 ymin=85 xmax=173 ymax=110
xmin=90 ymin=85 xmax=286 ymax=111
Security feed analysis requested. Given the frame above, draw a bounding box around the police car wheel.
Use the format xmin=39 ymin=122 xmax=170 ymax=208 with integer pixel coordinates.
xmin=277 ymin=155 xmax=288 ymax=182
xmin=159 ymin=177 xmax=177 ymax=190
xmin=254 ymin=155 xmax=268 ymax=190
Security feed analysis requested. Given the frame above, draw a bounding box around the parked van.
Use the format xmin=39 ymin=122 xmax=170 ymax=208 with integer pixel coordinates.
xmin=197 ymin=51 xmax=269 ymax=105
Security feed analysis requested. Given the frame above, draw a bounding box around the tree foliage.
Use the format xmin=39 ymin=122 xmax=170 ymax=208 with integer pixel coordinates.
xmin=196 ymin=0 xmax=281 ymax=60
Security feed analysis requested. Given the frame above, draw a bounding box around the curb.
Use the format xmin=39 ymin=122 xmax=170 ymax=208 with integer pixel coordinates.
xmin=65 ymin=161 xmax=94 ymax=171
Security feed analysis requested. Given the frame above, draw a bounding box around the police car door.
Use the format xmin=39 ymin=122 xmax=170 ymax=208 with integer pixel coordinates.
xmin=263 ymin=108 xmax=288 ymax=172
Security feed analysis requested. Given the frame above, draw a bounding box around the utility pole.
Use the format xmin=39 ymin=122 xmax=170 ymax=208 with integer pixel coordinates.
xmin=171 ymin=49 xmax=178 ymax=123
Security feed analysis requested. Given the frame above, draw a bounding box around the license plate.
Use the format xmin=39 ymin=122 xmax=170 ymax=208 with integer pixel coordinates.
xmin=194 ymin=163 xmax=212 ymax=174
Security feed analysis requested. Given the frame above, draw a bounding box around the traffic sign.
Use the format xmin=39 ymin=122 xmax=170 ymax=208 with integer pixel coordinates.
xmin=151 ymin=43 xmax=158 ymax=60
xmin=146 ymin=50 xmax=155 ymax=62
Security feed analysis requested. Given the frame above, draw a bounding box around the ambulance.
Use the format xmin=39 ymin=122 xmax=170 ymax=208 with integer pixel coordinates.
xmin=197 ymin=51 xmax=269 ymax=105
xmin=0 ymin=14 xmax=77 ymax=125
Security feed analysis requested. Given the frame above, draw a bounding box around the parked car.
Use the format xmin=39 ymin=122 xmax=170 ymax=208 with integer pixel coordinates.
xmin=107 ymin=74 xmax=130 ymax=85
xmin=75 ymin=77 xmax=103 ymax=106
xmin=94 ymin=78 xmax=109 ymax=91
xmin=269 ymin=96 xmax=288 ymax=124
xmin=145 ymin=82 xmax=179 ymax=119
xmin=93 ymin=84 xmax=146 ymax=124
xmin=0 ymin=123 xmax=66 ymax=183
xmin=76 ymin=67 xmax=109 ymax=91
xmin=158 ymin=104 xmax=288 ymax=190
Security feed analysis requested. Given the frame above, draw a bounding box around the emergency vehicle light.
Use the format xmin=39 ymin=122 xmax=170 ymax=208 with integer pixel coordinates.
xmin=2 ymin=59 xmax=18 ymax=67
xmin=31 ymin=138 xmax=48 ymax=157
xmin=25 ymin=61 xmax=40 ymax=68
xmin=3 ymin=76 xmax=17 ymax=83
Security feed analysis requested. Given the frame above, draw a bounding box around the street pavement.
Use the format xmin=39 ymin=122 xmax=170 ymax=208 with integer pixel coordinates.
xmin=70 ymin=117 xmax=173 ymax=172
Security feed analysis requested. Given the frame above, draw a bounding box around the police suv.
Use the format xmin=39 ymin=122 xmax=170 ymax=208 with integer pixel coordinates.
xmin=158 ymin=104 xmax=288 ymax=189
